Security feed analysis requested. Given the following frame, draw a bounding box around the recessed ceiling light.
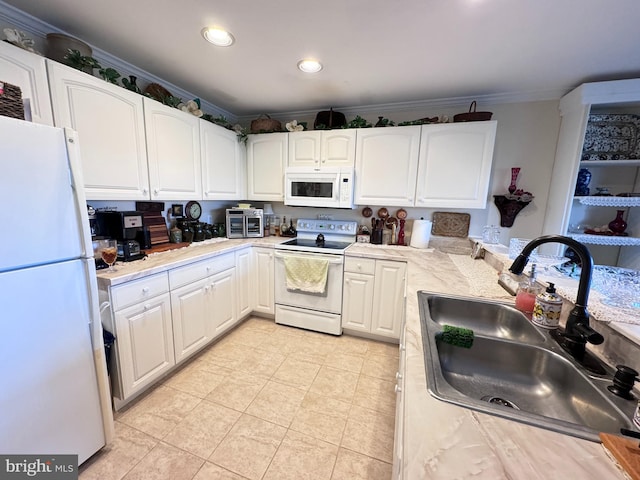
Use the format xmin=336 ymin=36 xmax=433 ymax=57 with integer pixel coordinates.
xmin=297 ymin=59 xmax=322 ymax=73
xmin=202 ymin=27 xmax=235 ymax=47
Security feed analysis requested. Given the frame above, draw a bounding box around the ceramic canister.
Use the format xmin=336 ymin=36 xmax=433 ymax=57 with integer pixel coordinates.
xmin=532 ymin=283 xmax=563 ymax=329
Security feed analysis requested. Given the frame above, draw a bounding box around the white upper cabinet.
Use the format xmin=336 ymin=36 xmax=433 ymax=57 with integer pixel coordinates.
xmin=0 ymin=42 xmax=53 ymax=125
xmin=288 ymin=130 xmax=356 ymax=169
xmin=415 ymin=121 xmax=497 ymax=209
xmin=201 ymin=120 xmax=245 ymax=200
xmin=246 ymin=133 xmax=288 ymax=201
xmin=144 ymin=98 xmax=202 ymax=200
xmin=354 ymin=126 xmax=421 ymax=206
xmin=47 ymin=61 xmax=150 ymax=200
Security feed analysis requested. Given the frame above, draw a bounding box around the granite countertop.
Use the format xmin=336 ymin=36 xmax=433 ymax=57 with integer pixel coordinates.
xmin=347 ymin=242 xmax=627 ymax=480
xmin=97 ymin=237 xmax=629 ymax=479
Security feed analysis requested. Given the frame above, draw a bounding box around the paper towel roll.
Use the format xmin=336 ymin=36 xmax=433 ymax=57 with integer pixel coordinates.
xmin=410 ymin=220 xmax=432 ymax=249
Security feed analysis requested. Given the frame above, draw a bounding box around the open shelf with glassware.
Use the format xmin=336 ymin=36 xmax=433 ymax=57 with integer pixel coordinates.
xmin=568 ymin=157 xmax=640 ymax=265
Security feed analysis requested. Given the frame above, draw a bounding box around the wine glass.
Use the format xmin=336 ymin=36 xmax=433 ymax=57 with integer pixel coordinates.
xmin=100 ymin=240 xmax=118 ymax=272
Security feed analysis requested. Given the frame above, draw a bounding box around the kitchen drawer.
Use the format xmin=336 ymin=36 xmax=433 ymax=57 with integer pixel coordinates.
xmin=111 ymin=272 xmax=170 ymax=311
xmin=344 ymin=257 xmax=376 ymax=275
xmin=169 ymin=252 xmax=235 ymax=289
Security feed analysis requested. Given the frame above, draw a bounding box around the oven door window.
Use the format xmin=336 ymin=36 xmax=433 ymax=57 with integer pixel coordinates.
xmin=290 ymin=181 xmax=334 ymax=199
xmin=228 ymin=217 xmax=244 ymax=236
xmin=246 ymin=217 xmax=262 ymax=235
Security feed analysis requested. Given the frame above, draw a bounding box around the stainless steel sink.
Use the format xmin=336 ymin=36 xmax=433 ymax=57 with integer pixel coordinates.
xmin=418 ymin=292 xmax=638 ymax=441
xmin=426 ymin=294 xmax=546 ymax=343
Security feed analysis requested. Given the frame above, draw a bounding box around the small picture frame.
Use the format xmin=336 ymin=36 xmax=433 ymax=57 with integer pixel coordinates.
xmin=171 ymin=204 xmax=184 ymax=217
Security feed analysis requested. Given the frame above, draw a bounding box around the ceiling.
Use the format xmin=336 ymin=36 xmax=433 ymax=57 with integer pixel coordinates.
xmin=5 ymin=0 xmax=640 ymax=118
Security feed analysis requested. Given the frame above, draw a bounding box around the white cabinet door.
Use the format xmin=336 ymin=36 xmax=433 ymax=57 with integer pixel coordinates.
xmin=355 ymin=126 xmax=421 ymax=206
xmin=246 ymin=133 xmax=287 ymax=201
xmin=235 ymin=249 xmax=252 ymax=319
xmin=47 ymin=61 xmax=150 ymax=200
xmin=288 ymin=131 xmax=321 ymax=168
xmin=170 ymin=277 xmax=211 ymax=364
xmin=114 ymin=292 xmax=174 ymax=399
xmin=288 ymin=130 xmax=356 ymax=168
xmin=211 ymin=268 xmax=237 ymax=337
xmin=322 ymin=129 xmax=356 ymax=167
xmin=415 ymin=121 xmax=497 ymax=209
xmin=144 ymin=98 xmax=202 ymax=200
xmin=371 ymin=260 xmax=406 ymax=339
xmin=0 ymin=42 xmax=53 ymax=125
xmin=201 ymin=120 xmax=245 ymax=200
xmin=342 ymin=271 xmax=375 ymax=333
xmin=253 ymin=247 xmax=274 ymax=315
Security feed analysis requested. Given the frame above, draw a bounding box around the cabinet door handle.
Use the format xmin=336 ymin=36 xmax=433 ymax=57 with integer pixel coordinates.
xmin=142 ymin=287 xmax=150 ymax=294
xmin=394 ymin=384 xmax=402 ymax=393
xmin=143 ymin=188 xmax=148 ymax=194
xmin=153 ymin=188 xmax=159 ymax=195
xmin=144 ymin=303 xmax=151 ymax=311
xmin=396 ymin=372 xmax=403 ymax=380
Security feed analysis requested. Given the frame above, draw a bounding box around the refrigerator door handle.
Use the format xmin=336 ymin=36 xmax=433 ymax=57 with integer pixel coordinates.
xmin=63 ymin=127 xmax=94 ymax=260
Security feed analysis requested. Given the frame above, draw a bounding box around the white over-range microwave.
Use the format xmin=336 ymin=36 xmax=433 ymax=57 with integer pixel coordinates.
xmin=284 ymin=167 xmax=354 ymax=209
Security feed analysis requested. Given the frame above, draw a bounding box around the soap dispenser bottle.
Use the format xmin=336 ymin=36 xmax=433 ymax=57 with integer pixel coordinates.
xmin=532 ymin=282 xmax=562 ymax=329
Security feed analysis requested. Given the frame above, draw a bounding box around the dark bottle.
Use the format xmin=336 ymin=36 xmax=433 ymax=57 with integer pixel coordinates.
xmin=288 ymin=219 xmax=296 ymax=236
xmin=193 ymin=222 xmax=205 ymax=242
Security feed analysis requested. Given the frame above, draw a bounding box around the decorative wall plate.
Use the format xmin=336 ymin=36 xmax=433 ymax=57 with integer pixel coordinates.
xmin=582 ymin=114 xmax=640 ymax=161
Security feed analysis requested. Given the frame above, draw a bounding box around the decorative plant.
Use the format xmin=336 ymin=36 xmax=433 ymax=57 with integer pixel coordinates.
xmin=98 ymin=67 xmax=121 ymax=84
xmin=374 ymin=116 xmax=395 ymax=127
xmin=63 ymin=49 xmax=101 ymax=72
xmin=344 ymin=115 xmax=372 ymax=129
xmin=162 ymin=95 xmax=183 ymax=108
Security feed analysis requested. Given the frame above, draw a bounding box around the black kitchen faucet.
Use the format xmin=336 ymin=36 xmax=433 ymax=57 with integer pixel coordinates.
xmin=509 ymin=235 xmax=604 ymax=360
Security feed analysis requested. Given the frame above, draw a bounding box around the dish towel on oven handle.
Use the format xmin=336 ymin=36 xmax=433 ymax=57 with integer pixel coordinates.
xmin=284 ymin=256 xmax=330 ymax=294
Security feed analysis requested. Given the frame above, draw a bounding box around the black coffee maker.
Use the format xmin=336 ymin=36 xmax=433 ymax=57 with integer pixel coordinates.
xmin=96 ymin=211 xmax=147 ymax=261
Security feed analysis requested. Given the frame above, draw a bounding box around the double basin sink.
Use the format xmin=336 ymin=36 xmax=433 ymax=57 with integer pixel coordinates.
xmin=418 ymin=292 xmax=638 ymax=442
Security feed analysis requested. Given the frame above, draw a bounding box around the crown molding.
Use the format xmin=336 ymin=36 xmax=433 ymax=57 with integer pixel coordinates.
xmin=0 ymin=0 xmax=237 ymax=122
xmin=237 ymin=89 xmax=567 ymax=124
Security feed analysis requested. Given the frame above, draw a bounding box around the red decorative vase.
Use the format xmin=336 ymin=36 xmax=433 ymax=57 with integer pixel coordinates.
xmin=608 ymin=210 xmax=627 ymax=234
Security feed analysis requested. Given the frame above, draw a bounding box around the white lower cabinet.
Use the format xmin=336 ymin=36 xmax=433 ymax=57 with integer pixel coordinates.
xmin=104 ymin=247 xmax=277 ymax=406
xmin=253 ymin=247 xmax=275 ymax=315
xmin=235 ymin=249 xmax=252 ymax=319
xmin=210 ymin=268 xmax=237 ymax=336
xmin=342 ymin=257 xmax=406 ymax=340
xmin=372 ymin=260 xmax=407 ymax=339
xmin=170 ymin=277 xmax=211 ymax=364
xmin=108 ymin=273 xmax=175 ymax=401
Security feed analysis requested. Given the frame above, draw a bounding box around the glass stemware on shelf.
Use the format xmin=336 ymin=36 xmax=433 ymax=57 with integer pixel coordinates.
xmin=100 ymin=239 xmax=118 ymax=272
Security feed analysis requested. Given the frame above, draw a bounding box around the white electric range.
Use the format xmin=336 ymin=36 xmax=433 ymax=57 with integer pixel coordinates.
xmin=274 ymin=219 xmax=357 ymax=335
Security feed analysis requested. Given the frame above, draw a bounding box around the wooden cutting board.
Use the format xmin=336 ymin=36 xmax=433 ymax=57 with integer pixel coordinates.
xmin=600 ymin=432 xmax=640 ymax=479
xmin=431 ymin=212 xmax=471 ymax=237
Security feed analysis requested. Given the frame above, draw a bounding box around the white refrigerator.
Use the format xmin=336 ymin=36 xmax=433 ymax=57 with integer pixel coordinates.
xmin=0 ymin=116 xmax=114 ymax=463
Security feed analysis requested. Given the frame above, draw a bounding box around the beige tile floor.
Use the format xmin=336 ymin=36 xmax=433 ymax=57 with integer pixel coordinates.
xmin=80 ymin=317 xmax=398 ymax=480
